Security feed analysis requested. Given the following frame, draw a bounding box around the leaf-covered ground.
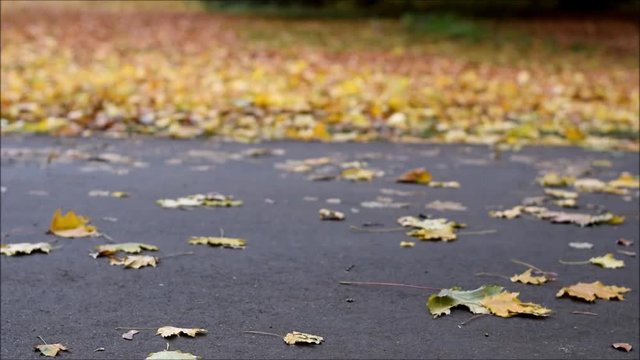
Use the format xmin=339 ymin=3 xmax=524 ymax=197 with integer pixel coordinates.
xmin=1 ymin=6 xmax=639 ymax=150
xmin=1 ymin=136 xmax=638 ymax=359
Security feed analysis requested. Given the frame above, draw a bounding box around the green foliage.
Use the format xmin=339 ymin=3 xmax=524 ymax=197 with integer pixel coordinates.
xmin=401 ymin=13 xmax=487 ymax=42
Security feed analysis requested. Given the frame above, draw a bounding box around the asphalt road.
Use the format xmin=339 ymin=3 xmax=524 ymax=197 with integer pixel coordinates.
xmin=1 ymin=136 xmax=638 ymax=359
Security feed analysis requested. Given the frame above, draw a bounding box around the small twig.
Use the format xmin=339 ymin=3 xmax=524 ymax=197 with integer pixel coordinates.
xmin=349 ymin=225 xmax=405 ymax=233
xmin=510 ymin=259 xmax=544 ymax=273
xmin=458 ymin=229 xmax=497 ymax=236
xmin=37 ymin=336 xmax=48 ymax=345
xmin=115 ymin=327 xmax=156 ymax=330
xmin=220 ymin=228 xmax=224 ymax=238
xmin=475 ymin=272 xmax=510 ymax=280
xmin=339 ymin=281 xmax=441 ymax=291
xmin=571 ymin=310 xmax=598 ymax=316
xmin=166 ymin=343 xmax=170 ymax=351
xmin=243 ymin=330 xmax=283 ymax=338
xmin=162 ymin=251 xmax=194 ymax=259
xmin=99 ymin=232 xmax=115 ymax=243
xmin=558 ymin=259 xmax=590 ymax=265
xmin=458 ymin=314 xmax=488 ymax=327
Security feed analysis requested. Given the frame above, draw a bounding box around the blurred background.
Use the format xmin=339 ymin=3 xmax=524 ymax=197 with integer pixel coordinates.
xmin=1 ymin=0 xmax=638 ymax=150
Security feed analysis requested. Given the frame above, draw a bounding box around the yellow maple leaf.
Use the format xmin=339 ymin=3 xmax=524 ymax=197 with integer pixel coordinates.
xmin=34 ymin=343 xmax=68 ymax=357
xmin=341 ymin=168 xmax=377 ymax=181
xmin=510 ymin=269 xmax=549 ymax=285
xmin=109 ymin=255 xmax=158 ymax=269
xmin=556 ymin=281 xmax=630 ymax=302
xmin=188 ymin=236 xmax=246 ymax=249
xmin=537 ymin=173 xmax=575 ymax=187
xmin=48 ymin=209 xmax=97 ymax=238
xmin=480 ymin=291 xmax=552 ymax=318
xmin=156 ymin=326 xmax=207 ymax=338
xmin=590 ymin=253 xmax=624 ymax=269
xmin=608 ymin=172 xmax=640 ymax=189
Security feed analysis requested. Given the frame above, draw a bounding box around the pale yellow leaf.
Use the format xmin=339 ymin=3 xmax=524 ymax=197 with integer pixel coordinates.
xmin=1 ymin=242 xmax=51 ymax=256
xmin=283 ymin=331 xmax=324 ymax=345
xmin=156 ymin=326 xmax=207 ymax=338
xmin=188 ymin=236 xmax=246 ymax=249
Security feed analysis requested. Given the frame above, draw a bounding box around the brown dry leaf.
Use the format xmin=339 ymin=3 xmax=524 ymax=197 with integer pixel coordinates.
xmin=122 ymin=330 xmax=139 ymax=340
xmin=341 ymin=168 xmax=378 ymax=181
xmin=283 ymin=331 xmax=324 ymax=345
xmin=612 ymin=343 xmax=633 ymax=352
xmin=400 ymin=241 xmax=415 ymax=248
xmin=1 ymin=242 xmax=51 ymax=256
xmin=489 ymin=206 xmax=522 ymax=219
xmin=48 ymin=209 xmax=97 ymax=238
xmin=319 ymin=208 xmax=345 ymax=221
xmin=109 ymin=255 xmax=158 ymax=269
xmin=480 ymin=291 xmax=552 ymax=318
xmin=156 ymin=326 xmax=207 ymax=338
xmin=426 ymin=201 xmax=467 ymax=211
xmin=556 ymin=281 xmax=630 ymax=302
xmin=188 ymin=236 xmax=246 ymax=249
xmin=34 ymin=343 xmax=68 ymax=357
xmin=396 ymin=168 xmax=432 ymax=184
xmin=510 ymin=269 xmax=549 ymax=285
xmin=590 ymin=253 xmax=624 ymax=269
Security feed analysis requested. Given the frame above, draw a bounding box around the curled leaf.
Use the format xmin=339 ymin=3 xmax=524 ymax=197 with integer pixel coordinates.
xmin=283 ymin=331 xmax=324 ymax=345
xmin=480 ymin=291 xmax=552 ymax=317
xmin=556 ymin=281 xmax=630 ymax=302
xmin=156 ymin=326 xmax=207 ymax=338
xmin=510 ymin=269 xmax=549 ymax=285
xmin=400 ymin=241 xmax=415 ymax=248
xmin=612 ymin=343 xmax=633 ymax=352
xmin=341 ymin=168 xmax=379 ymax=181
xmin=34 ymin=343 xmax=68 ymax=357
xmin=427 ymin=285 xmax=503 ymax=317
xmin=109 ymin=255 xmax=158 ymax=269
xmin=121 ymin=330 xmax=139 ymax=340
xmin=489 ymin=206 xmax=522 ymax=219
xmin=1 ymin=242 xmax=51 ymax=256
xmin=92 ymin=243 xmax=158 ymax=257
xmin=319 ymin=208 xmax=345 ymax=221
xmin=48 ymin=209 xmax=97 ymax=238
xmin=188 ymin=236 xmax=246 ymax=249
xmin=396 ymin=168 xmax=432 ymax=184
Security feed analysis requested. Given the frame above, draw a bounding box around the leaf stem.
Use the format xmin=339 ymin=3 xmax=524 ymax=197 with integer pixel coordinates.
xmin=115 ymin=327 xmax=156 ymax=330
xmin=243 ymin=330 xmax=283 ymax=338
xmin=457 ymin=314 xmax=488 ymax=327
xmin=37 ymin=336 xmax=48 ymax=345
xmin=558 ymin=259 xmax=590 ymax=265
xmin=162 ymin=251 xmax=194 ymax=259
xmin=510 ymin=259 xmax=544 ymax=272
xmin=458 ymin=229 xmax=497 ymax=236
xmin=339 ymin=281 xmax=441 ymax=291
xmin=475 ymin=272 xmax=510 ymax=280
xmin=571 ymin=310 xmax=598 ymax=316
xmin=349 ymin=225 xmax=405 ymax=233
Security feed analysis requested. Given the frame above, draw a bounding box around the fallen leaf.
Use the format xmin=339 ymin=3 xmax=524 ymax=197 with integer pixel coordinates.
xmin=283 ymin=331 xmax=324 ymax=345
xmin=553 ymin=198 xmax=577 ymax=208
xmin=574 ymin=178 xmax=628 ymax=195
xmin=429 ymin=181 xmax=460 ymax=188
xmin=34 ymin=343 xmax=68 ymax=357
xmin=92 ymin=243 xmax=158 ymax=257
xmin=319 ymin=208 xmax=345 ymax=221
xmin=398 ymin=216 xmax=460 ymax=242
xmin=510 ymin=269 xmax=549 ymax=285
xmin=489 ymin=206 xmax=522 ymax=219
xmin=556 ymin=281 xmax=630 ymax=302
xmin=400 ymin=241 xmax=415 ymax=248
xmin=617 ymin=238 xmax=634 ymax=247
xmin=88 ymin=190 xmax=129 ymax=198
xmin=425 ymin=201 xmax=467 ymax=211
xmin=48 ymin=209 xmax=97 ymax=238
xmin=122 ymin=330 xmax=139 ymax=340
xmin=480 ymin=291 xmax=552 ymax=317
xmin=590 ymin=253 xmax=624 ymax=269
xmin=569 ymin=242 xmax=594 ymax=249
xmin=188 ymin=236 xmax=246 ymax=249
xmin=427 ymin=285 xmax=503 ymax=317
xmin=156 ymin=326 xmax=207 ymax=338
xmin=109 ymin=255 xmax=158 ymax=269
xmin=379 ymin=188 xmax=416 ymax=196
xmin=146 ymin=350 xmax=200 ymax=360
xmin=1 ymin=242 xmax=51 ymax=256
xmin=341 ymin=167 xmax=378 ymax=181
xmin=157 ymin=193 xmax=242 ymax=209
xmin=537 ymin=210 xmax=624 ymax=227
xmin=538 ymin=173 xmax=575 ymax=187
xmin=544 ymin=189 xmax=578 ymax=199
xmin=361 ymin=197 xmax=410 ymax=209
xmin=396 ymin=168 xmax=432 ymax=184
xmin=612 ymin=343 xmax=633 ymax=352
xmin=608 ymin=172 xmax=640 ymax=189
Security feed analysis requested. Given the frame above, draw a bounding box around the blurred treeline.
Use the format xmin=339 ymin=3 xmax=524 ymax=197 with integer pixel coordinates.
xmin=201 ymin=0 xmax=640 ymax=18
